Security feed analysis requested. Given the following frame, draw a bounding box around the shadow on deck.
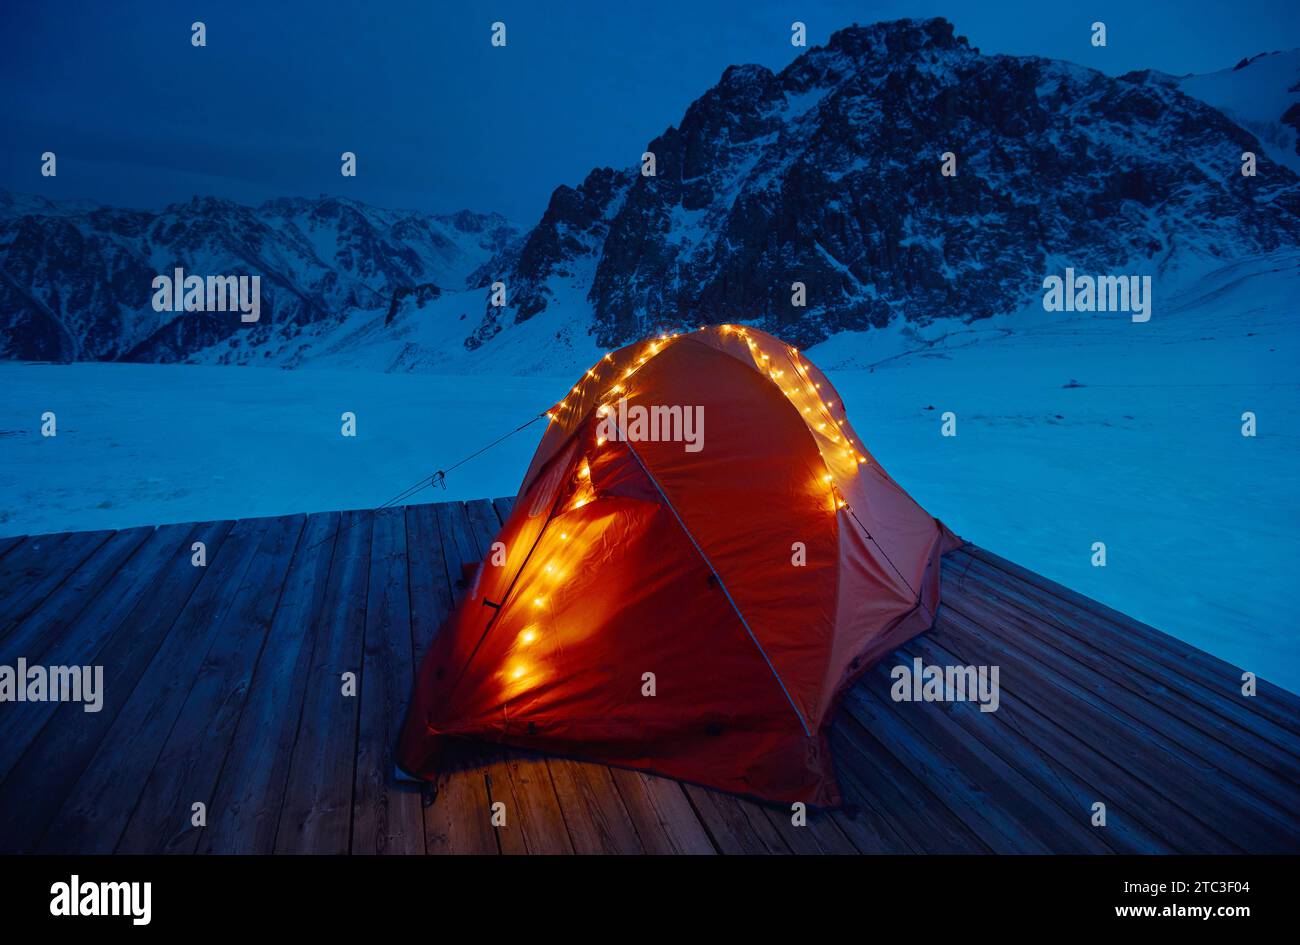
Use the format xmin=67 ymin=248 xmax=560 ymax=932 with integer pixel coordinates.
xmin=0 ymin=498 xmax=1297 ymax=854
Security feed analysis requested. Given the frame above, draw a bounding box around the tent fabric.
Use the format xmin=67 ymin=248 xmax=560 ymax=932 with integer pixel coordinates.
xmin=397 ymin=325 xmax=960 ymax=806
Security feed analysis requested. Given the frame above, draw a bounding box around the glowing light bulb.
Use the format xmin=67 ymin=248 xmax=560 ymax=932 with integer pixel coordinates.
xmin=533 ymin=597 xmax=544 ymax=608
xmin=520 ymin=629 xmax=537 ymax=645
xmin=512 ymin=665 xmax=527 ymax=680
xmin=559 ymin=532 xmax=568 ymax=541
xmin=823 ymin=474 xmax=833 ymax=483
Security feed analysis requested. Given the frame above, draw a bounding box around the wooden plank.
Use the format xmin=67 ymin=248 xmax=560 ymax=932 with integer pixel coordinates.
xmin=114 ymin=514 xmax=307 ymax=854
xmin=0 ymin=524 xmax=195 ymax=781
xmin=606 ymin=768 xmax=716 ymax=854
xmin=274 ymin=510 xmax=374 ymax=854
xmin=936 ymin=578 xmax=1300 ymax=835
xmin=944 ymin=558 xmax=1300 ymax=780
xmin=930 ymin=604 xmax=1298 ymax=852
xmin=0 ymin=529 xmax=115 ymax=633
xmin=422 ymin=740 xmax=499 ymax=855
xmin=352 ymin=507 xmax=425 ymax=855
xmin=488 ymin=747 xmax=574 ymax=854
xmin=404 ymin=503 xmax=451 ymax=662
xmin=823 ymin=730 xmax=934 ymax=853
xmin=681 ymin=783 xmax=789 ymax=854
xmin=757 ymin=802 xmax=859 ymax=855
xmin=421 ymin=500 xmax=502 ymax=855
xmin=909 ymin=631 xmax=1234 ymax=853
xmin=0 ymin=535 xmax=26 ymax=561
xmin=829 ymin=716 xmax=987 ymax=853
xmin=491 ymin=496 xmax=515 ymax=525
xmin=199 ymin=512 xmax=341 ymax=854
xmin=546 ymin=757 xmax=644 ymax=854
xmin=959 ymin=545 xmax=1300 ymax=735
xmin=947 ymin=554 xmax=1300 ymax=763
xmin=0 ymin=526 xmax=154 ymax=666
xmin=464 ymin=498 xmax=503 ymax=556
xmin=891 ymin=638 xmax=1170 ymax=855
xmin=38 ymin=515 xmax=300 ymax=854
xmin=0 ymin=518 xmax=236 ymax=853
xmin=839 ymin=681 xmax=1061 ymax=853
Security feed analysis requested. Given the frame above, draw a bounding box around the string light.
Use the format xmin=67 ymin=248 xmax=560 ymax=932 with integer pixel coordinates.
xmin=520 ymin=628 xmax=537 ymax=645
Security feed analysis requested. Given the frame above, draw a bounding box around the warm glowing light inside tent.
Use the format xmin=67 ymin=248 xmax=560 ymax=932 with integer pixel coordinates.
xmin=520 ymin=628 xmax=537 ymax=645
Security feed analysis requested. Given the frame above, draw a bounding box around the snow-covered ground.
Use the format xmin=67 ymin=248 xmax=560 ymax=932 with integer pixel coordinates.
xmin=1 ymin=252 xmax=1297 ymax=692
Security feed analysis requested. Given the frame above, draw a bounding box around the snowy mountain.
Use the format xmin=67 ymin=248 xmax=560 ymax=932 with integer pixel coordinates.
xmin=1174 ymin=49 xmax=1300 ymax=175
xmin=3 ymin=17 xmax=1299 ymax=370
xmin=466 ymin=18 xmax=1300 ymax=355
xmin=0 ymin=193 xmax=517 ymax=362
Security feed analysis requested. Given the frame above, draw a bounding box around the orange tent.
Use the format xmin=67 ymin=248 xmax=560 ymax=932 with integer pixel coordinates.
xmin=398 ymin=325 xmax=960 ymax=806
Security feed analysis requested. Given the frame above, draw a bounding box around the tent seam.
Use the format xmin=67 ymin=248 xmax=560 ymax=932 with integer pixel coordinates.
xmin=617 ymin=432 xmax=814 ymax=739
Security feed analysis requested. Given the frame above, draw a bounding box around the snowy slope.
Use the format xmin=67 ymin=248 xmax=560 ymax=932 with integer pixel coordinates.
xmin=1177 ymin=49 xmax=1300 ymax=175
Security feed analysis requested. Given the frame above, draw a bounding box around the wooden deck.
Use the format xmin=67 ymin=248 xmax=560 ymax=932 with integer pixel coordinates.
xmin=0 ymin=498 xmax=1297 ymax=855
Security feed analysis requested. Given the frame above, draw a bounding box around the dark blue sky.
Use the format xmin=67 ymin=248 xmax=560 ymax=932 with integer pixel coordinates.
xmin=2 ymin=0 xmax=1297 ymax=223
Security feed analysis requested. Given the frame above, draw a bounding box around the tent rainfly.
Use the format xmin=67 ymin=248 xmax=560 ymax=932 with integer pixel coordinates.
xmin=398 ymin=325 xmax=960 ymax=806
